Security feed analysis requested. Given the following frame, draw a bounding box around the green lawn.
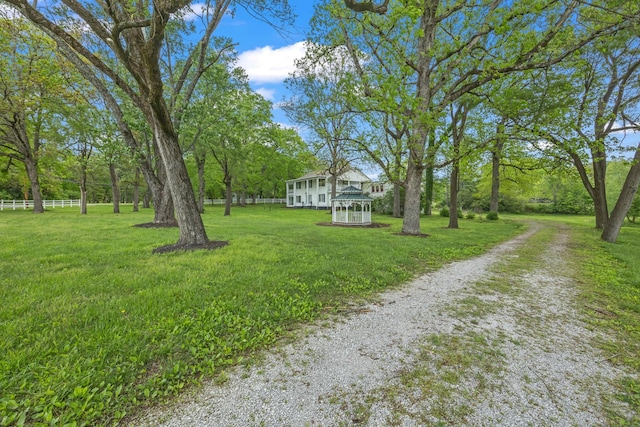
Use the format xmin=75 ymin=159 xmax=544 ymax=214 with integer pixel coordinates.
xmin=0 ymin=205 xmax=523 ymax=426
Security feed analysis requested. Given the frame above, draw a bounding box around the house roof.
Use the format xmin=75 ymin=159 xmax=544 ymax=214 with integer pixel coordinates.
xmin=286 ymin=168 xmax=371 ymax=183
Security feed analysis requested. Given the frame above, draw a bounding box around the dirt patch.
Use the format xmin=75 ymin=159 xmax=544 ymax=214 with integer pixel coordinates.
xmin=152 ymin=240 xmax=229 ymax=254
xmin=392 ymin=232 xmax=430 ymax=237
xmin=316 ymin=222 xmax=390 ymax=228
xmin=133 ymin=222 xmax=178 ymax=228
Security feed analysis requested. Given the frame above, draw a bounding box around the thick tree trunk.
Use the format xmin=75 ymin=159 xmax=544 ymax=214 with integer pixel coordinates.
xmin=143 ymin=192 xmax=150 ymax=209
xmin=109 ymin=162 xmax=120 ymax=214
xmin=393 ymin=183 xmax=402 ymax=218
xmin=448 ymin=162 xmax=459 ymax=229
xmin=401 ymin=160 xmax=425 ymax=235
xmin=601 ymin=151 xmax=640 ymax=243
xmin=152 ymin=127 xmax=207 ymax=245
xmin=23 ymin=156 xmax=44 ymax=213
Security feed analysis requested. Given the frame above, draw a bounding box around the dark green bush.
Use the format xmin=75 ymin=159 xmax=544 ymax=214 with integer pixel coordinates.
xmin=486 ymin=211 xmax=499 ymax=221
xmin=439 ymin=207 xmax=449 ymax=217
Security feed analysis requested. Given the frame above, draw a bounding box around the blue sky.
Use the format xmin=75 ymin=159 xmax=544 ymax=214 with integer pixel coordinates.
xmin=214 ymin=2 xmax=318 ymax=127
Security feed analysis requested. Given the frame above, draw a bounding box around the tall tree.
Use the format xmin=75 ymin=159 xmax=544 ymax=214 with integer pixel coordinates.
xmin=325 ymin=0 xmax=636 ymax=236
xmin=511 ymin=28 xmax=640 ymax=242
xmin=284 ymin=45 xmax=362 ymax=200
xmin=2 ymin=0 xmax=293 ymax=247
xmin=0 ymin=17 xmax=72 ymax=213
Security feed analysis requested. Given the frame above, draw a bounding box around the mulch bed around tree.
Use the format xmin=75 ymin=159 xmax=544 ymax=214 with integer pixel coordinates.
xmin=392 ymin=232 xmax=430 ymax=237
xmin=152 ymin=240 xmax=229 ymax=254
xmin=133 ymin=222 xmax=179 ymax=228
xmin=316 ymin=222 xmax=391 ymax=228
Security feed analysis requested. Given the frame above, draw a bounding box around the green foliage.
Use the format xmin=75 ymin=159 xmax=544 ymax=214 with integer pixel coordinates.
xmin=465 ymin=212 xmax=476 ymax=220
xmin=0 ymin=205 xmax=522 ymax=425
xmin=486 ymin=211 xmax=499 ymax=221
xmin=439 ymin=207 xmax=449 ymax=217
xmin=626 ymin=193 xmax=640 ymax=223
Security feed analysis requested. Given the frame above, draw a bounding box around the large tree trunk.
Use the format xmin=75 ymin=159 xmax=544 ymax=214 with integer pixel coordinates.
xmin=109 ymin=162 xmax=120 ymax=214
xmin=154 ymin=129 xmax=207 ymax=245
xmin=23 ymin=155 xmax=44 ymax=213
xmin=401 ymin=159 xmax=425 ymax=235
xmin=393 ymin=182 xmax=402 ymax=218
xmin=601 ymin=150 xmax=640 ymax=243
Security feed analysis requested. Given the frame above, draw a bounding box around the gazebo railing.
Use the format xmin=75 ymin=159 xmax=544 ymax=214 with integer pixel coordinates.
xmin=332 ymin=210 xmax=371 ymax=224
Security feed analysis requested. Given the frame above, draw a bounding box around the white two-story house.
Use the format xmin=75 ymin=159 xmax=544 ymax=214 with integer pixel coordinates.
xmin=286 ymin=169 xmax=373 ymax=209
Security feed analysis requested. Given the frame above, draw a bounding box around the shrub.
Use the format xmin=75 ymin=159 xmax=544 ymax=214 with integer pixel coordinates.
xmin=486 ymin=211 xmax=499 ymax=221
xmin=439 ymin=207 xmax=449 ymax=217
xmin=457 ymin=208 xmax=464 ymax=219
xmin=465 ymin=212 xmax=476 ymax=220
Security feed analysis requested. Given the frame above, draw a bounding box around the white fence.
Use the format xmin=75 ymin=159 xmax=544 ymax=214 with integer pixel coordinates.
xmin=0 ymin=199 xmax=80 ymax=211
xmin=204 ymin=198 xmax=286 ymax=205
xmin=0 ymin=198 xmax=285 ymax=211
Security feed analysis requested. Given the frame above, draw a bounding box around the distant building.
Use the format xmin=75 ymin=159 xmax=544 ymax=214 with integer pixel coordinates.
xmin=286 ymin=169 xmax=374 ymax=209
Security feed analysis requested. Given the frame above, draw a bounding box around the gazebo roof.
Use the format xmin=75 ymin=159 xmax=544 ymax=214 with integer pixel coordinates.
xmin=332 ymin=186 xmax=373 ymax=201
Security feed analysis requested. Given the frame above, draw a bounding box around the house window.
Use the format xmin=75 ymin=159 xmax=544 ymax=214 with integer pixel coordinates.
xmin=319 ymin=179 xmax=325 ymax=187
xmin=296 ymin=195 xmax=301 ymax=203
xmin=308 ymin=195 xmax=313 ymax=204
xmin=288 ymin=196 xmax=293 ymax=205
xmin=339 ymin=180 xmax=347 ymax=186
xmin=308 ymin=180 xmax=313 ymax=189
xmin=296 ymin=182 xmax=302 ymax=189
xmin=319 ymin=194 xmax=325 ymax=203
xmin=380 ymin=185 xmax=384 ymax=192
xmin=288 ymin=183 xmax=293 ymax=191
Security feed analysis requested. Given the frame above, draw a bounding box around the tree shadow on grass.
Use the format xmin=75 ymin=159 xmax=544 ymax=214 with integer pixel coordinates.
xmin=152 ymin=240 xmax=229 ymax=254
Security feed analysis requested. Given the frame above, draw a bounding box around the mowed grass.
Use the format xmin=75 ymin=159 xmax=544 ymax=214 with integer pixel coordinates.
xmin=0 ymin=205 xmax=522 ymax=426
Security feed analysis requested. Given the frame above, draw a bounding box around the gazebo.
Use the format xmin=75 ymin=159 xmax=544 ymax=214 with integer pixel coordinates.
xmin=331 ymin=186 xmax=373 ymax=226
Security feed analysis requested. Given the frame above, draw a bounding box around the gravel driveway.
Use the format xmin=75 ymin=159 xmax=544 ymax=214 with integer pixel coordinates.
xmin=132 ymin=222 xmax=634 ymax=426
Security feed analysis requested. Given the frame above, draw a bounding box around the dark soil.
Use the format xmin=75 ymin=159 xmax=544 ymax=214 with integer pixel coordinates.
xmin=133 ymin=221 xmax=179 ymax=228
xmin=392 ymin=232 xmax=430 ymax=237
xmin=316 ymin=222 xmax=391 ymax=228
xmin=152 ymin=240 xmax=229 ymax=254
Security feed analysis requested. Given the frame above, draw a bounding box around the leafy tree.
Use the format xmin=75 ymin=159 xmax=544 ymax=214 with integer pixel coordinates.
xmin=284 ymin=45 xmax=362 ymax=200
xmin=510 ymin=26 xmax=640 ymax=242
xmin=323 ymin=0 xmax=636 ymax=236
xmin=2 ymin=0 xmax=293 ymax=247
xmin=0 ymin=18 xmax=73 ymax=212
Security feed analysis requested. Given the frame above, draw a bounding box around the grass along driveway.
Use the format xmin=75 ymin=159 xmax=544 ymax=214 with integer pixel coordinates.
xmin=0 ymin=205 xmax=522 ymax=426
xmin=132 ymin=221 xmax=638 ymax=426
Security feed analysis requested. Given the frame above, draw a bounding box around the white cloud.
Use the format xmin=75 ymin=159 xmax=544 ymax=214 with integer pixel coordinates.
xmin=237 ymin=42 xmax=307 ymax=84
xmin=255 ymin=87 xmax=276 ymax=101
